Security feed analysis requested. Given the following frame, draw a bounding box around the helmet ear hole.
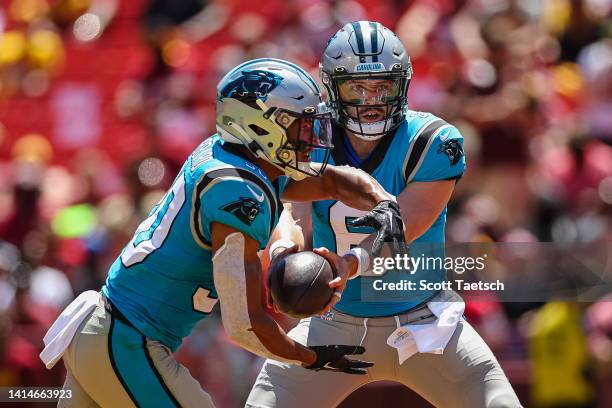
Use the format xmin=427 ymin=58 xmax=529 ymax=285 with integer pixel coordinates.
xmin=248 ymin=124 xmax=270 ymax=136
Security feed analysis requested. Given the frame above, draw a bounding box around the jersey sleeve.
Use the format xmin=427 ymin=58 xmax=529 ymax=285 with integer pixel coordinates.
xmin=199 ymin=178 xmax=272 ymax=249
xmin=412 ymin=125 xmax=466 ymax=182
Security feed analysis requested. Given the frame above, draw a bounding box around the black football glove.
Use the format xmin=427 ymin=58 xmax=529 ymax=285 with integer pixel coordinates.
xmin=350 ymin=200 xmax=407 ymax=257
xmin=305 ymin=345 xmax=373 ymax=375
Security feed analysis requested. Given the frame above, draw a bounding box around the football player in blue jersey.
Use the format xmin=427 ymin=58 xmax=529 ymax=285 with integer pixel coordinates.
xmin=41 ymin=59 xmax=408 ymax=408
xmin=248 ymin=22 xmax=522 ymax=407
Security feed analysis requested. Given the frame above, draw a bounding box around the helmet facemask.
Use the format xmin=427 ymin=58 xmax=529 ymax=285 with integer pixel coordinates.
xmin=271 ymin=106 xmax=333 ymax=180
xmin=324 ymin=69 xmax=411 ymax=141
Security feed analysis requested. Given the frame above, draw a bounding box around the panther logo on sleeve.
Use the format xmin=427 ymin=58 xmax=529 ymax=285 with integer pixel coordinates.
xmin=220 ymin=197 xmax=262 ymax=226
xmin=437 ymin=140 xmax=464 ymax=165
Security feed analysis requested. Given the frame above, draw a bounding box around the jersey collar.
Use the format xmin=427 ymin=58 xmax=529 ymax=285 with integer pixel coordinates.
xmin=342 ymin=135 xmax=367 ymax=167
xmin=331 ymin=124 xmax=398 ymax=174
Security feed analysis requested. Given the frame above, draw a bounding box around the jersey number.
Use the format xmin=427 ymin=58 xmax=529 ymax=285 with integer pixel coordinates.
xmin=329 ymin=202 xmax=375 ymax=253
xmin=121 ymin=173 xmax=219 ymax=313
xmin=121 ymin=173 xmax=186 ymax=267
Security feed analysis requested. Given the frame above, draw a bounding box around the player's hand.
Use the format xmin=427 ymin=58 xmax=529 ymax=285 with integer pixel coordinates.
xmin=266 ymin=244 xmax=299 ymax=313
xmin=304 ymin=345 xmax=373 ymax=375
xmin=312 ymin=247 xmax=351 ymax=314
xmin=350 ymin=200 xmax=406 ymax=257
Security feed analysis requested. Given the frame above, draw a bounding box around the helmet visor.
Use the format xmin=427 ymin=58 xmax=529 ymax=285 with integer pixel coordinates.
xmin=337 ymin=78 xmax=402 ymax=105
xmin=275 ymin=109 xmax=333 ymax=152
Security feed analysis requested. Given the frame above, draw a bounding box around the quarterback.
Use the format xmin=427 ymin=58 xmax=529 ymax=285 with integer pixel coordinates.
xmin=40 ymin=59 xmax=406 ymax=407
xmin=248 ymin=22 xmax=522 ymax=407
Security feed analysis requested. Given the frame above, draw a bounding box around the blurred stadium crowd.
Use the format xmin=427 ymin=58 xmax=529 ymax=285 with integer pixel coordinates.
xmin=0 ymin=0 xmax=611 ymax=406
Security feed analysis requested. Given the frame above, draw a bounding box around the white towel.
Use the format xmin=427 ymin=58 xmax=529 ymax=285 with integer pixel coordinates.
xmin=39 ymin=290 xmax=101 ymax=369
xmin=387 ymin=290 xmax=465 ymax=364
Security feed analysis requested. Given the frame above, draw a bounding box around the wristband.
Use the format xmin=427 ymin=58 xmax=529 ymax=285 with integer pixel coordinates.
xmin=269 ymin=239 xmax=296 ymax=259
xmin=345 ymin=247 xmax=370 ymax=280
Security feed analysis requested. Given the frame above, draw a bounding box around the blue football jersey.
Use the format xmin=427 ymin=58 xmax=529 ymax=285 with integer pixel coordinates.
xmin=311 ymin=111 xmax=466 ymax=317
xmin=102 ymin=136 xmax=287 ymax=351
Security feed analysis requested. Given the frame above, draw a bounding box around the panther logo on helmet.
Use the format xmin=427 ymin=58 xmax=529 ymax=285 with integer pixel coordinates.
xmin=219 ymin=70 xmax=283 ymax=102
